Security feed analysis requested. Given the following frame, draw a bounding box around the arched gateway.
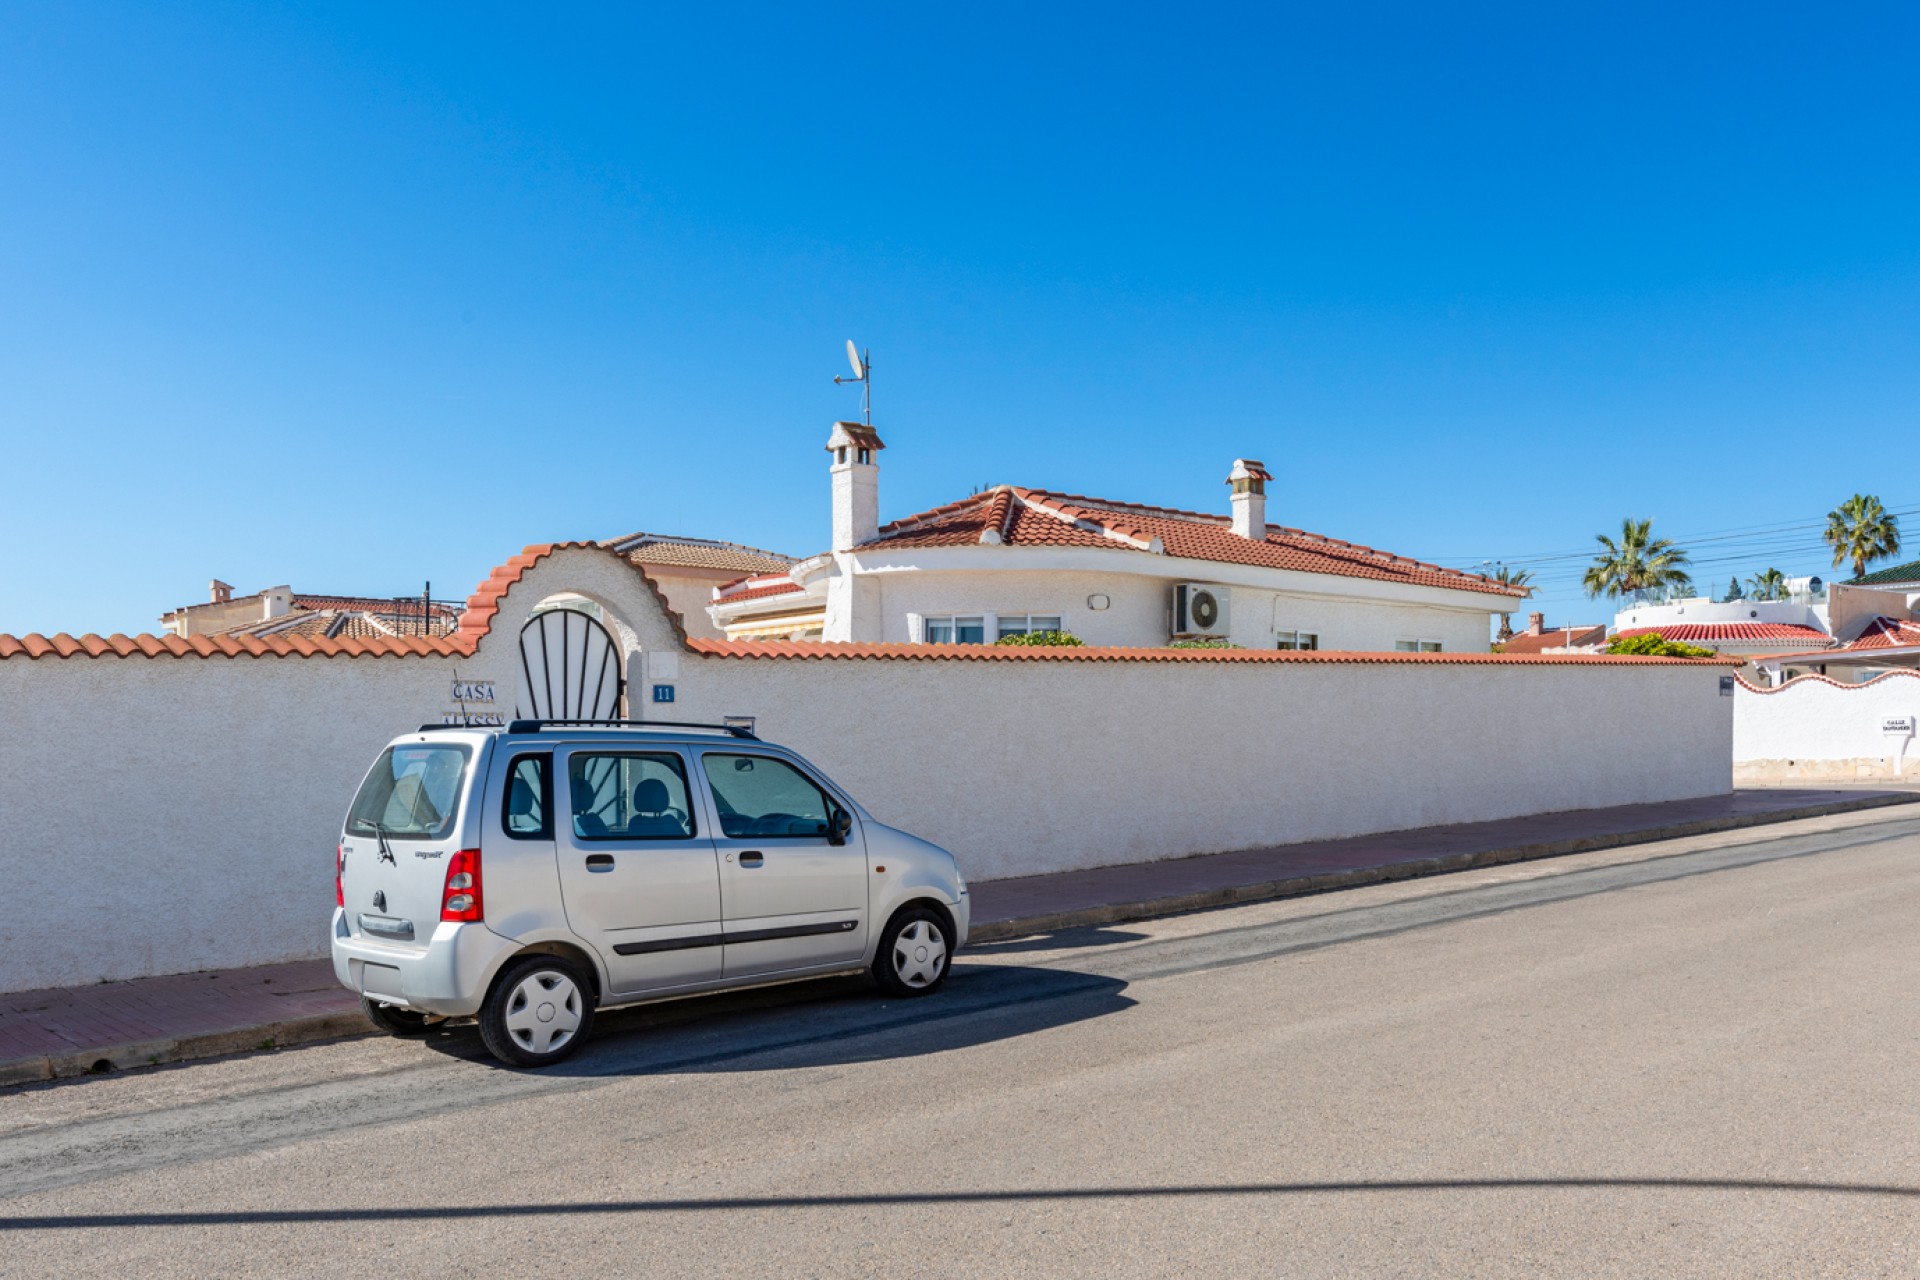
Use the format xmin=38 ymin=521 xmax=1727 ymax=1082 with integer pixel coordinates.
xmin=517 ymin=607 xmax=624 ymax=720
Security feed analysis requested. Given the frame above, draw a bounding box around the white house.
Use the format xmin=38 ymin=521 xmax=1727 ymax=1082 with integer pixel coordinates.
xmin=1746 ymin=584 xmax=1920 ymax=686
xmin=1609 ymin=595 xmax=1833 ymax=662
xmin=708 ymin=422 xmax=1525 ymax=650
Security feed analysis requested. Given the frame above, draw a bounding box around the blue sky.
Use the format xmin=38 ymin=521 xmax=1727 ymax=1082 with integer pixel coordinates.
xmin=3 ymin=3 xmax=1915 ymax=636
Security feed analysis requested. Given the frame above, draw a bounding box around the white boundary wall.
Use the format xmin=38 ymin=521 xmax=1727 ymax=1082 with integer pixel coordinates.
xmin=671 ymin=654 xmax=1731 ymax=883
xmin=0 ymin=547 xmax=1734 ymax=992
xmin=1733 ymin=672 xmax=1920 ymax=782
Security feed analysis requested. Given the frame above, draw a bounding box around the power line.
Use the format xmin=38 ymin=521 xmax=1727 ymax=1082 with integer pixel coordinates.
xmin=1424 ymin=502 xmax=1916 ymax=576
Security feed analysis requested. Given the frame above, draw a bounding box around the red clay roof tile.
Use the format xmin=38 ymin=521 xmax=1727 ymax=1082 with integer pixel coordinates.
xmin=714 ymin=578 xmax=809 ymax=604
xmin=1839 ymin=616 xmax=1920 ymax=651
xmin=860 ymin=487 xmax=1522 ymax=597
xmin=1499 ymin=625 xmax=1608 ymax=654
xmin=1613 ymin=623 xmax=1829 ymax=645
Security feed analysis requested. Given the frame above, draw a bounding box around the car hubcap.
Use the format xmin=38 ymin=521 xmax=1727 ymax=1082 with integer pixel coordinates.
xmin=892 ymin=920 xmax=947 ymax=989
xmin=503 ymin=970 xmax=582 ymax=1055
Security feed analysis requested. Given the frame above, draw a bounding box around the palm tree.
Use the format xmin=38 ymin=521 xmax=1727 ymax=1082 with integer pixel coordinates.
xmin=1824 ymin=493 xmax=1901 ymax=580
xmin=1492 ymin=565 xmax=1534 ymax=641
xmin=1583 ymin=518 xmax=1693 ymax=601
xmin=1745 ymin=567 xmax=1787 ymax=601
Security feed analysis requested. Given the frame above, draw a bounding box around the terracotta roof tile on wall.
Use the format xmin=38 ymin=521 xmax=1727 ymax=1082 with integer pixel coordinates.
xmin=858 ymin=486 xmax=1523 ymax=597
xmin=0 ymin=542 xmax=684 ymax=660
xmin=684 ymin=639 xmax=1739 ymax=666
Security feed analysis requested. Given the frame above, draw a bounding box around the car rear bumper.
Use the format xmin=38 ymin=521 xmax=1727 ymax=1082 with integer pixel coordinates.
xmin=330 ymin=909 xmax=516 ymax=1018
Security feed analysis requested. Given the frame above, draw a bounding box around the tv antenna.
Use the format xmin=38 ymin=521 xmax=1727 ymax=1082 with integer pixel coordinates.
xmin=833 ymin=340 xmax=871 ymax=425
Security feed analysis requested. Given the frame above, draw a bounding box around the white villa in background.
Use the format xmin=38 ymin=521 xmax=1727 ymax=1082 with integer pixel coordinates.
xmin=1599 ymin=574 xmax=1920 ymax=685
xmin=707 ymin=421 xmax=1525 ymax=650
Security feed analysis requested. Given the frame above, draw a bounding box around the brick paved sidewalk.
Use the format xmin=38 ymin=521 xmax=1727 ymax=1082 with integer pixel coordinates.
xmin=4 ymin=785 xmax=1914 ymax=1086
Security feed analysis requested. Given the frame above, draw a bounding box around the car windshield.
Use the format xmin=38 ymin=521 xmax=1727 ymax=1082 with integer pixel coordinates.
xmin=346 ymin=744 xmax=472 ymax=840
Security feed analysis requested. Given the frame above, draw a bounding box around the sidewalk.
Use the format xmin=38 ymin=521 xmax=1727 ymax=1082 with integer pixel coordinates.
xmin=4 ymin=786 xmax=1914 ymax=1086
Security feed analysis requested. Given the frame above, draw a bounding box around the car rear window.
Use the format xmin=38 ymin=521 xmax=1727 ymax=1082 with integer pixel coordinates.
xmin=347 ymin=744 xmax=472 ymax=840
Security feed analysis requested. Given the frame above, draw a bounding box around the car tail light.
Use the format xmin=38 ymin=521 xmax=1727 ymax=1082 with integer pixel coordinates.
xmin=336 ymin=843 xmax=346 ymax=908
xmin=441 ymin=849 xmax=483 ymax=922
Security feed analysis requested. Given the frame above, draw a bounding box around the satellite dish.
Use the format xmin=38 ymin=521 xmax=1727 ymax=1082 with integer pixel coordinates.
xmin=845 ymin=340 xmax=865 ymax=381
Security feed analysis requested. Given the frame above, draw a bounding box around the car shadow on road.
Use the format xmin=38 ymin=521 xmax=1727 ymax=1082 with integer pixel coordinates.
xmin=417 ymin=960 xmax=1135 ymax=1079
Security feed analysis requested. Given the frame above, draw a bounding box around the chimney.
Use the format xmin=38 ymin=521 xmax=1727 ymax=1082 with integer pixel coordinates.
xmin=1527 ymin=612 xmax=1545 ymax=635
xmin=1226 ymin=459 xmax=1271 ymax=540
xmin=209 ymin=579 xmax=233 ymax=604
xmin=262 ymin=586 xmax=293 ymax=620
xmin=826 ymin=421 xmax=885 ymax=552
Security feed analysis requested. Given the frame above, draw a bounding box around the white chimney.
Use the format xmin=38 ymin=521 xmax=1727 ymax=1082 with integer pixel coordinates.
xmin=1226 ymin=459 xmax=1270 ymax=541
xmin=826 ymin=420 xmax=885 ymax=552
xmin=262 ymin=586 xmax=294 ymax=620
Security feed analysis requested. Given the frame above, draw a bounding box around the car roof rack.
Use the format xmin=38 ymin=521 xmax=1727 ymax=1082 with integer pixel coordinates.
xmin=504 ymin=717 xmax=759 ymax=739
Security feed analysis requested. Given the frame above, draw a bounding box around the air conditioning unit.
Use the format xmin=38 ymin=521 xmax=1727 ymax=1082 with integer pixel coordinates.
xmin=1173 ymin=583 xmax=1231 ymax=637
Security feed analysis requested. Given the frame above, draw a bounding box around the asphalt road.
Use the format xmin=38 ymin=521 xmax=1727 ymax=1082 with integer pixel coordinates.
xmin=3 ymin=808 xmax=1918 ymax=1278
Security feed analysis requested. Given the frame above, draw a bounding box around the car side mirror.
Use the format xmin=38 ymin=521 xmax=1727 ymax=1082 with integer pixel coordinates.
xmin=828 ymin=807 xmax=853 ymax=846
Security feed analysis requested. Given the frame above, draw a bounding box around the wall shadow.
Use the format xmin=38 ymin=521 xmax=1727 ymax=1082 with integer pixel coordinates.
xmin=964 ymin=926 xmax=1150 ymax=954
xmin=6 ymin=1175 xmax=1916 ymax=1231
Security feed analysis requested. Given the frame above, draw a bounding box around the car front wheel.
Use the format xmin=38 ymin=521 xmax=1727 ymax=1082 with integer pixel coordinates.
xmin=873 ymin=906 xmax=952 ymax=997
xmin=479 ymin=956 xmax=596 ymax=1068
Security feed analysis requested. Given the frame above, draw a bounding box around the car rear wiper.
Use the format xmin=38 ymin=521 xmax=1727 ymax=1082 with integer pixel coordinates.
xmin=355 ymin=817 xmax=395 ymax=863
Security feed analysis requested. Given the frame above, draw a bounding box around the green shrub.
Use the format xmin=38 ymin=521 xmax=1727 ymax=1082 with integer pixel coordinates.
xmin=1167 ymin=636 xmax=1239 ymax=649
xmin=994 ymin=630 xmax=1085 ymax=647
xmin=1604 ymin=632 xmax=1718 ymax=658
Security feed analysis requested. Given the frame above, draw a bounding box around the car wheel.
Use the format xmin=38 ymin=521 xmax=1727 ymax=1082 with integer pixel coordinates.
xmin=479 ymin=955 xmax=596 ymax=1068
xmin=361 ymin=997 xmax=434 ymax=1037
xmin=873 ymin=906 xmax=951 ymax=997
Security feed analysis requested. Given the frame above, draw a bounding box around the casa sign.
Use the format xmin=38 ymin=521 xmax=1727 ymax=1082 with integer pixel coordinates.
xmin=442 ymin=679 xmax=504 ymax=726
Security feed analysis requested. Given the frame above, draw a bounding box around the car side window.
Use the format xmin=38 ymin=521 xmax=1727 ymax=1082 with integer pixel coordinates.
xmin=703 ymin=754 xmax=838 ymax=839
xmin=502 ymin=753 xmax=551 ymax=839
xmin=568 ymin=752 xmax=695 ymax=841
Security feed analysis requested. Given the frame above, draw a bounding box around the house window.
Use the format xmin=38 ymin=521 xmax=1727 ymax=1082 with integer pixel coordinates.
xmin=1395 ymin=640 xmax=1444 ymax=653
xmin=997 ymin=614 xmax=1064 ymax=640
xmin=925 ymin=615 xmax=988 ymax=644
xmin=1275 ymin=630 xmax=1319 ymax=651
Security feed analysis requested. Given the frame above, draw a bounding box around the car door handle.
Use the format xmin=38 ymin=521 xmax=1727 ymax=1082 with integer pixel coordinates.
xmin=585 ymin=854 xmax=615 ymax=872
xmin=739 ymin=850 xmax=764 ymax=868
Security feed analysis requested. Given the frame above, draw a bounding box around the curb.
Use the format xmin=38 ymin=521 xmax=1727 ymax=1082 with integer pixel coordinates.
xmin=5 ymin=791 xmax=1914 ymax=1088
xmin=965 ymin=791 xmax=1920 ymax=945
xmin=1 ymin=1011 xmax=372 ymax=1088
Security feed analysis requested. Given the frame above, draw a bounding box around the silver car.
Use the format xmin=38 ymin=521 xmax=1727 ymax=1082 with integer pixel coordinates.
xmin=331 ymin=719 xmax=969 ymax=1067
